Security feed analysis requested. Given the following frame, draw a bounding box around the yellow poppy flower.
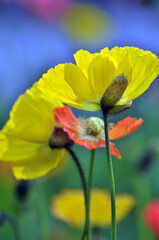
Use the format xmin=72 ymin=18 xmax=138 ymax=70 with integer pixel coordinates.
xmin=36 ymin=47 xmax=159 ymax=113
xmin=51 ymin=189 xmax=136 ymax=228
xmin=0 ymin=87 xmax=65 ymax=179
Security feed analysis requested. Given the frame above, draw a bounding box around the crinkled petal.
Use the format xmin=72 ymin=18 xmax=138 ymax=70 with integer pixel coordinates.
xmin=74 ymin=48 xmax=110 ymax=79
xmin=36 ymin=63 xmax=98 ymax=111
xmin=36 ymin=46 xmax=159 ymax=112
xmin=74 ymin=49 xmax=101 ymax=78
xmin=35 ymin=64 xmax=83 ymax=110
xmin=3 ymin=87 xmax=63 ymax=143
xmin=111 ymin=47 xmax=159 ymax=105
xmin=109 ymin=117 xmax=143 ymax=140
xmin=100 ymin=47 xmax=110 ymax=56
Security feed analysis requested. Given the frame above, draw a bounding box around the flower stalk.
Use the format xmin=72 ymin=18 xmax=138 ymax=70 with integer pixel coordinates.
xmin=86 ymin=149 xmax=95 ymax=240
xmin=66 ymin=146 xmax=89 ymax=240
xmin=102 ymin=111 xmax=117 ymax=240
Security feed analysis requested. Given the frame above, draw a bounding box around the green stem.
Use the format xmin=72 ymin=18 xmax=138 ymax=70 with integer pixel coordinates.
xmin=102 ymin=111 xmax=117 ymax=240
xmin=86 ymin=149 xmax=95 ymax=240
xmin=0 ymin=212 xmax=21 ymax=240
xmin=66 ymin=147 xmax=88 ymax=240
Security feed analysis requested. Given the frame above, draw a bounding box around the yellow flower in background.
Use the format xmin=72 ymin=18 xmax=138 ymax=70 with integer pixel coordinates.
xmin=0 ymin=87 xmax=66 ymax=179
xmin=62 ymin=3 xmax=111 ymax=45
xmin=51 ymin=189 xmax=136 ymax=228
xmin=36 ymin=47 xmax=159 ymax=113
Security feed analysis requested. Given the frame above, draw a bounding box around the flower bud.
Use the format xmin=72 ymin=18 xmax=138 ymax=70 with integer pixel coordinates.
xmin=49 ymin=127 xmax=73 ymax=149
xmin=101 ymin=75 xmax=132 ymax=114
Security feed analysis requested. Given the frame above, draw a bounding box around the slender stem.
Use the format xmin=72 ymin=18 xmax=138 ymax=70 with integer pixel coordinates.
xmin=66 ymin=147 xmax=88 ymax=240
xmin=0 ymin=212 xmax=21 ymax=240
xmin=102 ymin=111 xmax=117 ymax=240
xmin=86 ymin=149 xmax=95 ymax=240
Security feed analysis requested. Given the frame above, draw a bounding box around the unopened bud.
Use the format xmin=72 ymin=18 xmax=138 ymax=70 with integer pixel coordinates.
xmin=49 ymin=127 xmax=73 ymax=149
xmin=101 ymin=75 xmax=132 ymax=114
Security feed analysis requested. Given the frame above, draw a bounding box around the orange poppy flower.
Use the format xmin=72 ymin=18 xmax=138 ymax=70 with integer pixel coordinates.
xmin=54 ymin=106 xmax=143 ymax=159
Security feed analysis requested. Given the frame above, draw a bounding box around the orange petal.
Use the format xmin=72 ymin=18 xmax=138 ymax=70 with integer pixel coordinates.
xmin=110 ymin=142 xmax=121 ymax=159
xmin=54 ymin=107 xmax=105 ymax=149
xmin=54 ymin=107 xmax=120 ymax=157
xmin=54 ymin=106 xmax=78 ymax=129
xmin=54 ymin=106 xmax=82 ymax=144
xmin=109 ymin=117 xmax=143 ymax=140
xmin=72 ymin=138 xmax=106 ymax=150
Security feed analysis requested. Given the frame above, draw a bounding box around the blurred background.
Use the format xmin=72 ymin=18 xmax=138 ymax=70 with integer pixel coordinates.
xmin=1 ymin=0 xmax=159 ymax=239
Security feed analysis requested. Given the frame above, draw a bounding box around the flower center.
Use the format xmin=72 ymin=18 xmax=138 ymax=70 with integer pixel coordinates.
xmin=78 ymin=117 xmax=105 ymax=141
xmin=85 ymin=117 xmax=104 ymax=137
xmin=78 ymin=116 xmax=115 ymax=141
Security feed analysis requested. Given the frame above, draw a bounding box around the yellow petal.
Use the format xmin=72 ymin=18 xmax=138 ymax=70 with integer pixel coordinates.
xmin=82 ymin=99 xmax=101 ymax=111
xmin=36 ymin=64 xmax=85 ymax=110
xmin=37 ymin=63 xmax=98 ymax=111
xmin=91 ymin=190 xmax=136 ymax=226
xmin=87 ymin=55 xmax=117 ymax=100
xmin=52 ymin=190 xmax=85 ymax=227
xmin=100 ymin=47 xmax=110 ymax=56
xmin=74 ymin=49 xmax=100 ymax=78
xmin=64 ymin=63 xmax=95 ymax=101
xmin=51 ymin=189 xmax=136 ymax=228
xmin=111 ymin=47 xmax=159 ymax=105
xmin=115 ymin=194 xmax=136 ymax=223
xmin=12 ymin=146 xmax=65 ymax=180
xmin=0 ymin=133 xmax=43 ymax=161
xmin=74 ymin=48 xmax=110 ymax=79
xmin=3 ymin=87 xmax=62 ymax=143
xmin=0 ymin=127 xmax=65 ymax=179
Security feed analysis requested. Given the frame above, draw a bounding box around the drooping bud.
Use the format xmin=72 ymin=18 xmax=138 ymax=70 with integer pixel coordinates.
xmin=101 ymin=75 xmax=132 ymax=114
xmin=49 ymin=127 xmax=73 ymax=149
